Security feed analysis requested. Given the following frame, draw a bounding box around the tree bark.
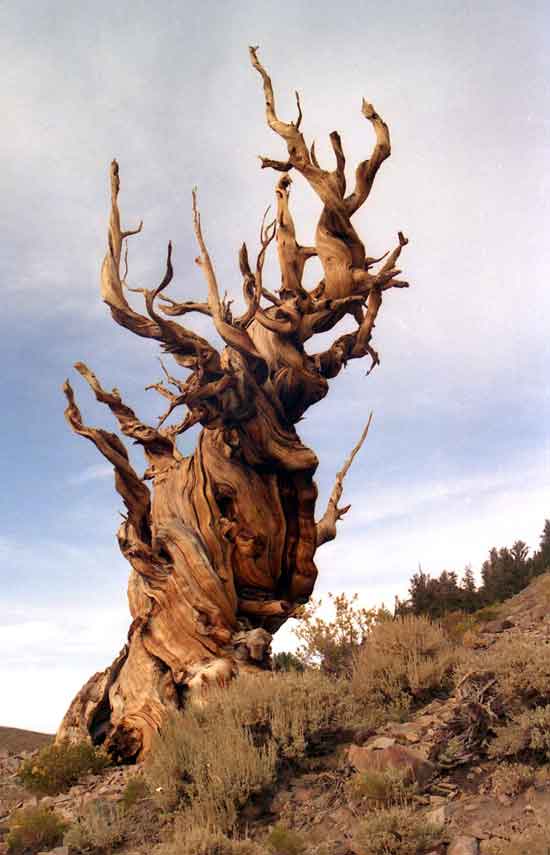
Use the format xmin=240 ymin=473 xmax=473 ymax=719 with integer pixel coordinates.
xmin=58 ymin=48 xmax=409 ymax=761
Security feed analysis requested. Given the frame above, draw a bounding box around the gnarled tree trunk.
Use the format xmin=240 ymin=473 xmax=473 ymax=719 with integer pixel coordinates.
xmin=58 ymin=48 xmax=410 ymax=761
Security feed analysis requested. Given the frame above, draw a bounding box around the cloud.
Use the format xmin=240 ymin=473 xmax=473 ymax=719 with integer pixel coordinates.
xmin=0 ymin=603 xmax=129 ymax=732
xmin=66 ymin=463 xmax=113 ymax=485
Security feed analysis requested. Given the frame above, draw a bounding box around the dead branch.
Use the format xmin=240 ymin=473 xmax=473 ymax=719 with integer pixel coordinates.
xmin=316 ymin=414 xmax=372 ymax=547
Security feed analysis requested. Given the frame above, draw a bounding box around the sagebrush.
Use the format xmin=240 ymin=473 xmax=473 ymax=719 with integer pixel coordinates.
xmin=17 ymin=739 xmax=109 ymax=795
xmin=353 ymin=806 xmax=442 ymax=855
xmin=7 ymin=805 xmax=66 ymax=854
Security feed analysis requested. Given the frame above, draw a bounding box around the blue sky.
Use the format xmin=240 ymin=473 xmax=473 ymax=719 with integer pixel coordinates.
xmin=1 ymin=0 xmax=549 ymax=731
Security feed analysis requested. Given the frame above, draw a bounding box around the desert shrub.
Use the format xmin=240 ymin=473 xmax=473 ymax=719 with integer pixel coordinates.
xmin=491 ymin=762 xmax=535 ymax=799
xmin=482 ymin=824 xmax=550 ymax=855
xmin=489 ymin=706 xmax=550 ymax=761
xmin=63 ymin=800 xmax=127 ymax=852
xmin=121 ymin=775 xmax=149 ymax=809
xmin=7 ymin=805 xmax=66 ymax=854
xmin=161 ymin=824 xmax=268 ymax=855
xmin=145 ymin=699 xmax=277 ymax=828
xmin=353 ymin=806 xmax=442 ymax=854
xmin=473 ymin=603 xmax=503 ymax=623
xmin=439 ymin=610 xmax=476 ymax=642
xmin=346 ymin=767 xmax=418 ymax=807
xmin=351 ymin=615 xmax=459 ymax=725
xmin=17 ymin=738 xmax=109 ymax=795
xmin=293 ymin=593 xmax=387 ymax=675
xmin=457 ymin=636 xmax=550 ymax=713
xmin=145 ymin=670 xmax=352 ymax=832
xmin=266 ymin=825 xmax=307 ymax=855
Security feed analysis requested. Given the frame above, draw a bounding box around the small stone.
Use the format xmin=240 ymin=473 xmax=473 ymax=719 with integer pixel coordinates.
xmin=448 ymin=836 xmax=479 ymax=855
xmin=427 ymin=804 xmax=449 ymax=825
xmin=37 ymin=848 xmax=69 ymax=855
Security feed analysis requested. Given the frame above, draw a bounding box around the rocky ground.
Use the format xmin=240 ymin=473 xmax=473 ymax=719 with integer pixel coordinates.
xmin=2 ymin=576 xmax=550 ymax=854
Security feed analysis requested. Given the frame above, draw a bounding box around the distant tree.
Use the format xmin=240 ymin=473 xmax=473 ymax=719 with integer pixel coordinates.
xmin=408 ymin=567 xmax=437 ymax=616
xmin=532 ymin=519 xmax=550 ymax=575
xmin=480 ymin=541 xmax=531 ymax=603
xmin=460 ymin=564 xmax=479 ymax=612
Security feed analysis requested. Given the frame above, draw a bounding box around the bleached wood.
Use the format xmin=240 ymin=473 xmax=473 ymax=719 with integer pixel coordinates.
xmin=58 ymin=49 xmax=409 ymax=760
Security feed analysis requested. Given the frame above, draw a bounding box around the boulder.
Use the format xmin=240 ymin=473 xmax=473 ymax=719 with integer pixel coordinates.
xmin=480 ymin=619 xmax=514 ymax=634
xmin=347 ymin=743 xmax=436 ymax=786
xmin=448 ymin=837 xmax=479 ymax=855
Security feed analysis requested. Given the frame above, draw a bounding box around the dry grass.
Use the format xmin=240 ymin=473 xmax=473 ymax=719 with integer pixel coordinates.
xmin=351 ymin=615 xmax=459 ymax=724
xmin=266 ymin=825 xmax=307 ymax=855
xmin=457 ymin=636 xmax=550 ymax=711
xmin=482 ymin=824 xmax=550 ymax=855
xmin=353 ymin=805 xmax=443 ymax=855
xmin=145 ymin=670 xmax=354 ymax=838
xmin=159 ymin=825 xmax=268 ymax=855
xmin=489 ymin=705 xmax=550 ymax=761
xmin=491 ymin=762 xmax=536 ymax=799
xmin=63 ymin=799 xmax=127 ymax=852
xmin=145 ymin=703 xmax=276 ymax=829
xmin=346 ymin=767 xmax=418 ymax=808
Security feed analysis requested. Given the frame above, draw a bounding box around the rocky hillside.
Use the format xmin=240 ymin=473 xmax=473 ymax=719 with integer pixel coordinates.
xmin=0 ymin=729 xmax=52 ymax=756
xmin=3 ymin=574 xmax=550 ymax=855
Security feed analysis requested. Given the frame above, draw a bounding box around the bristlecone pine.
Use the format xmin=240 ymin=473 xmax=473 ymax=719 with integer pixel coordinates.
xmin=58 ymin=47 xmax=410 ymax=760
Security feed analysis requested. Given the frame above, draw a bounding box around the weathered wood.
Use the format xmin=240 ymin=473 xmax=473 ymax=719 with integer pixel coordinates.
xmin=58 ymin=47 xmax=409 ymax=760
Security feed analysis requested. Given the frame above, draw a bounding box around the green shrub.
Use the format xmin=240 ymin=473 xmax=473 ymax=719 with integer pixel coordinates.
xmin=353 ymin=806 xmax=442 ymax=854
xmin=7 ymin=805 xmax=66 ymax=854
xmin=160 ymin=825 xmax=267 ymax=855
xmin=17 ymin=739 xmax=109 ymax=795
xmin=351 ymin=615 xmax=459 ymax=725
xmin=63 ymin=799 xmax=127 ymax=852
xmin=346 ymin=767 xmax=418 ymax=807
xmin=266 ymin=825 xmax=306 ymax=855
xmin=489 ymin=706 xmax=550 ymax=761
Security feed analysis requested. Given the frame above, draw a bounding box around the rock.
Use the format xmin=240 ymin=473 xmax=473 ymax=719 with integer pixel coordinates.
xmin=427 ymin=804 xmax=449 ymax=825
xmin=448 ymin=836 xmax=479 ymax=855
xmin=368 ymin=736 xmax=396 ymax=750
xmin=348 ymin=743 xmax=436 ymax=786
xmin=480 ymin=619 xmax=514 ymax=634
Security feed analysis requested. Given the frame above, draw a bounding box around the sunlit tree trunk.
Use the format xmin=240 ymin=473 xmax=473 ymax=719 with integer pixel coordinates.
xmin=58 ymin=47 xmax=409 ymax=760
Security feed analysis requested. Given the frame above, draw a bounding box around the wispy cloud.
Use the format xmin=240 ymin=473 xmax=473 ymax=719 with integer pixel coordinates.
xmin=66 ymin=463 xmax=113 ymax=485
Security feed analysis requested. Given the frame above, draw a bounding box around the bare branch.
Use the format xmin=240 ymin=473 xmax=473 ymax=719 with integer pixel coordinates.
xmin=101 ymin=161 xmax=222 ymax=374
xmin=191 ymin=189 xmax=269 ymax=383
xmin=316 ymin=414 xmax=372 ymax=547
xmin=294 ymin=91 xmax=303 ymax=129
xmin=73 ymin=362 xmax=179 ymax=463
xmin=345 ymin=100 xmax=391 ymax=216
xmin=63 ymin=379 xmax=151 ymax=537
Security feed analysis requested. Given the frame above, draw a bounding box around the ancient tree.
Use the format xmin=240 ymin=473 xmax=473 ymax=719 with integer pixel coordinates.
xmin=58 ymin=48 xmax=409 ymax=760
